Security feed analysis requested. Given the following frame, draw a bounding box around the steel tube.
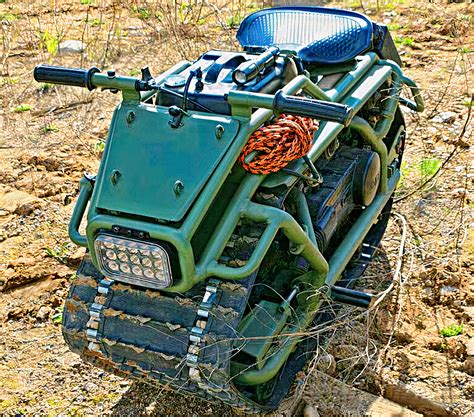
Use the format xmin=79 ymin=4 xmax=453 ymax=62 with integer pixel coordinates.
xmin=243 ymin=203 xmax=328 ymax=278
xmin=68 ymin=176 xmax=93 ymax=247
xmin=379 ymin=60 xmax=424 ymax=112
xmin=263 ymin=64 xmax=393 ymax=189
xmin=182 ymin=74 xmax=313 ymax=238
xmin=325 ymin=52 xmax=378 ymax=101
xmin=288 ymin=188 xmax=317 ymax=245
xmin=350 ymin=116 xmax=388 ymax=192
xmin=235 ymin=171 xmax=400 ymax=385
xmin=233 ymin=327 xmax=300 ymax=385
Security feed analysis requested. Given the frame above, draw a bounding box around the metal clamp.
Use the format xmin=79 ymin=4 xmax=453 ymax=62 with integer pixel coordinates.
xmin=185 ymin=279 xmax=222 ymax=381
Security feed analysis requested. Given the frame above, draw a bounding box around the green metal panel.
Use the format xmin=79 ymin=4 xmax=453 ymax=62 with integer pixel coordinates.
xmin=237 ymin=300 xmax=289 ymax=366
xmin=93 ymin=103 xmax=240 ymax=222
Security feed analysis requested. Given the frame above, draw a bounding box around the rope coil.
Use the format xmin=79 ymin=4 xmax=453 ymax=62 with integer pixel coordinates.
xmin=239 ymin=114 xmax=318 ymax=175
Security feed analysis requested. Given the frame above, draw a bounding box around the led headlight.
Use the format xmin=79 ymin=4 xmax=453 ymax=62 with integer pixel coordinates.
xmin=94 ymin=234 xmax=172 ymax=289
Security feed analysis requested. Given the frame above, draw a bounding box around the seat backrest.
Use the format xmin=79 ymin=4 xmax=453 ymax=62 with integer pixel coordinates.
xmin=237 ymin=6 xmax=373 ymax=65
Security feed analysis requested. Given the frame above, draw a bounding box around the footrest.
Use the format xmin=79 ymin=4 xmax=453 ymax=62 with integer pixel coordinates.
xmin=330 ymin=285 xmax=373 ymax=308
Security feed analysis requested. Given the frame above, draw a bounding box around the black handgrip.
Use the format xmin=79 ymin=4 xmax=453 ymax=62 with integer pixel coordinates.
xmin=273 ymin=91 xmax=354 ymax=127
xmin=34 ymin=65 xmax=100 ymax=90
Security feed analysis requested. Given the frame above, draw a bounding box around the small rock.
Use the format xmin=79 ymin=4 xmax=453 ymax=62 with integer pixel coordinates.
xmin=303 ymin=404 xmax=320 ymax=417
xmin=36 ymin=306 xmax=52 ymax=320
xmin=57 ymin=40 xmax=85 ymax=54
xmin=440 ymin=285 xmax=458 ymax=296
xmin=451 ymin=188 xmax=468 ymax=199
xmin=315 ymin=354 xmax=336 ymax=376
xmin=74 ymin=394 xmax=85 ymax=403
xmin=465 ymin=338 xmax=474 ymax=357
xmin=8 ymin=257 xmax=37 ymax=268
xmin=395 ymin=322 xmax=415 ymax=344
xmin=431 ymin=111 xmax=456 ymax=124
xmin=60 ymin=352 xmax=81 ymax=368
xmin=331 ymin=344 xmax=359 ymax=359
xmin=15 ymin=200 xmax=43 ymax=216
xmin=0 ymin=190 xmax=38 ymax=215
xmin=463 ymin=357 xmax=474 ymax=376
xmin=83 ymin=382 xmax=98 ymax=393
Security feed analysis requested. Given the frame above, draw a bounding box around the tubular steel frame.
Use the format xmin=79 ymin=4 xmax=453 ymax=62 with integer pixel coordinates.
xmin=68 ymin=54 xmax=422 ymax=384
xmin=70 ymin=53 xmax=421 ymax=292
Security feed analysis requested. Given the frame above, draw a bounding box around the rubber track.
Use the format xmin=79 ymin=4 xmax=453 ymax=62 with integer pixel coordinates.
xmin=62 ymin=254 xmax=268 ymax=414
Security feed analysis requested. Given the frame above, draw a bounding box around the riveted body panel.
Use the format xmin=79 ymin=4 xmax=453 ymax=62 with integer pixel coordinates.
xmin=94 ymin=103 xmax=240 ymax=222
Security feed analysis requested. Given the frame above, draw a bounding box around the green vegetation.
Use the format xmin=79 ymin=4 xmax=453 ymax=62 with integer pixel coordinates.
xmin=1 ymin=77 xmax=19 ymax=85
xmin=0 ymin=13 xmax=18 ymax=22
xmin=463 ymin=97 xmax=473 ymax=108
xmin=37 ymin=82 xmax=53 ymax=92
xmin=51 ymin=306 xmax=63 ymax=324
xmin=440 ymin=324 xmax=463 ymax=338
xmin=131 ymin=5 xmax=151 ymax=20
xmin=44 ymin=242 xmax=70 ymax=263
xmin=90 ymin=18 xmax=102 ymax=26
xmin=227 ymin=3 xmax=259 ymax=28
xmin=129 ymin=68 xmax=140 ymax=77
xmin=395 ymin=36 xmax=415 ymax=47
xmin=94 ymin=139 xmax=106 ymax=155
xmin=13 ymin=104 xmax=31 ymax=113
xmin=387 ymin=23 xmax=401 ymax=31
xmin=41 ymin=124 xmax=59 ymax=134
xmin=40 ymin=29 xmax=60 ymax=56
xmin=419 ymin=158 xmax=442 ymax=182
xmin=81 ymin=0 xmax=93 ymax=4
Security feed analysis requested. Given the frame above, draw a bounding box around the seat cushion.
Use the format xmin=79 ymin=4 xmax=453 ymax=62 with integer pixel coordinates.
xmin=237 ymin=6 xmax=373 ymax=64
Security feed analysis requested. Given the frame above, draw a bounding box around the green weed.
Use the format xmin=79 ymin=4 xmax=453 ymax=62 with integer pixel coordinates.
xmin=129 ymin=68 xmax=140 ymax=77
xmin=419 ymin=158 xmax=442 ymax=181
xmin=387 ymin=23 xmax=401 ymax=31
xmin=40 ymin=29 xmax=60 ymax=56
xmin=37 ymin=82 xmax=53 ymax=92
xmin=459 ymin=46 xmax=472 ymax=54
xmin=462 ymin=97 xmax=473 ymax=108
xmin=44 ymin=242 xmax=70 ymax=263
xmin=227 ymin=13 xmax=244 ymax=28
xmin=94 ymin=139 xmax=105 ymax=155
xmin=178 ymin=3 xmax=192 ymax=24
xmin=1 ymin=13 xmax=18 ymax=22
xmin=90 ymin=18 xmax=102 ymax=26
xmin=440 ymin=324 xmax=463 ymax=338
xmin=51 ymin=306 xmax=63 ymax=324
xmin=41 ymin=124 xmax=59 ymax=134
xmin=13 ymin=104 xmax=31 ymax=113
xmin=80 ymin=0 xmax=93 ymax=4
xmin=457 ymin=13 xmax=471 ymax=22
xmin=1 ymin=77 xmax=19 ymax=85
xmin=395 ymin=36 xmax=415 ymax=47
xmin=131 ymin=5 xmax=151 ymax=20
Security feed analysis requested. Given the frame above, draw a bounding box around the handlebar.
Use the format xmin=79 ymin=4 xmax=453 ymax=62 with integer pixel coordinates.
xmin=273 ymin=91 xmax=353 ymax=126
xmin=34 ymin=65 xmax=100 ymax=90
xmin=33 ymin=64 xmax=154 ymax=95
xmin=34 ymin=65 xmax=353 ymax=126
xmin=227 ymin=89 xmax=354 ymax=127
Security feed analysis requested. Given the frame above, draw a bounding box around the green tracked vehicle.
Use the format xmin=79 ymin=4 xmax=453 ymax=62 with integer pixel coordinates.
xmin=33 ymin=6 xmax=423 ymax=413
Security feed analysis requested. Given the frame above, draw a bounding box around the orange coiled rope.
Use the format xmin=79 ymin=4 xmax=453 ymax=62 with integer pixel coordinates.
xmin=239 ymin=114 xmax=318 ymax=175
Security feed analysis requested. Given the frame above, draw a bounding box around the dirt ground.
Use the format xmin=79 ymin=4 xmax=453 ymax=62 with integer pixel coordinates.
xmin=0 ymin=0 xmax=472 ymax=416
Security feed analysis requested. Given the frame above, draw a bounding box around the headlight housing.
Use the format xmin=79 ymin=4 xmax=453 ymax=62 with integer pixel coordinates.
xmin=94 ymin=234 xmax=172 ymax=289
